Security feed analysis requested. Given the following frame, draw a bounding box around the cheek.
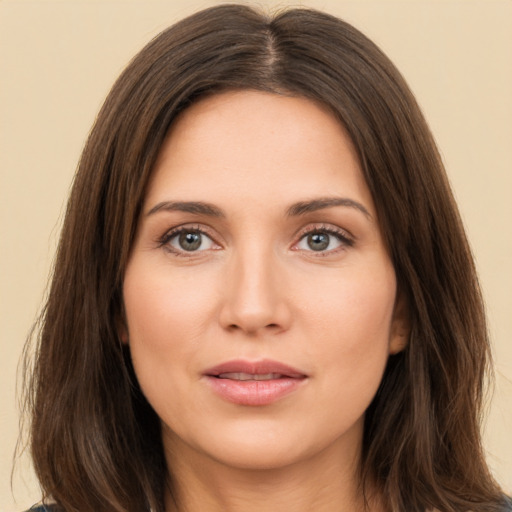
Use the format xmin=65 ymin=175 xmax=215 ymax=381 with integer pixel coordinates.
xmin=122 ymin=261 xmax=220 ymax=407
xmin=296 ymin=263 xmax=396 ymax=398
xmin=298 ymin=260 xmax=396 ymax=340
xmin=123 ymin=262 xmax=217 ymax=348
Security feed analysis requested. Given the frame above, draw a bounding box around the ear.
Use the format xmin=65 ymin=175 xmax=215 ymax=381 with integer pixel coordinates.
xmin=388 ymin=290 xmax=410 ymax=355
xmin=119 ymin=323 xmax=129 ymax=344
xmin=116 ymin=305 xmax=129 ymax=345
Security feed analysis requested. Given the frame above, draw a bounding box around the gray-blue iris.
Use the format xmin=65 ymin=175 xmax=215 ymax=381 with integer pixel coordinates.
xmin=179 ymin=232 xmax=202 ymax=251
xmin=308 ymin=233 xmax=329 ymax=251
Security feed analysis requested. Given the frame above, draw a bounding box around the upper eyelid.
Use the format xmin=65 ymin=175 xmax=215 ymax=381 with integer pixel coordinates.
xmin=294 ymin=223 xmax=355 ymax=241
xmin=158 ymin=224 xmax=219 ymax=247
xmin=291 ymin=224 xmax=356 ymax=254
xmin=157 ymin=226 xmax=221 ymax=257
xmin=161 ymin=223 xmax=216 ymax=238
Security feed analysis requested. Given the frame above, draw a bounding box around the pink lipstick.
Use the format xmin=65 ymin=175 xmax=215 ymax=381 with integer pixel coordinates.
xmin=203 ymin=359 xmax=307 ymax=406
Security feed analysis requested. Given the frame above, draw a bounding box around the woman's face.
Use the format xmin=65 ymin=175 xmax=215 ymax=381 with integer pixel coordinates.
xmin=123 ymin=91 xmax=406 ymax=472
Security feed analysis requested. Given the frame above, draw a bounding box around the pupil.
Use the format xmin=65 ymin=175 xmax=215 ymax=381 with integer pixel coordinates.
xmin=179 ymin=232 xmax=201 ymax=251
xmin=308 ymin=233 xmax=329 ymax=251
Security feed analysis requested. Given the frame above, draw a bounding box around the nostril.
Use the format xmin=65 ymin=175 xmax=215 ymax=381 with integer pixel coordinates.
xmin=226 ymin=322 xmax=280 ymax=333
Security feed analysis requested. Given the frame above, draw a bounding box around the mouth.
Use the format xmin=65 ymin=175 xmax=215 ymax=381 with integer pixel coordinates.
xmin=215 ymin=372 xmax=293 ymax=381
xmin=203 ymin=359 xmax=308 ymax=406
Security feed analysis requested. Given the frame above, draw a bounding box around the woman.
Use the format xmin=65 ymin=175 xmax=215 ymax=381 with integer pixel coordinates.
xmin=22 ymin=4 xmax=511 ymax=512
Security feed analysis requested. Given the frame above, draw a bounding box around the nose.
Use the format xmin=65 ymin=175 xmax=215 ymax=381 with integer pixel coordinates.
xmin=218 ymin=246 xmax=292 ymax=336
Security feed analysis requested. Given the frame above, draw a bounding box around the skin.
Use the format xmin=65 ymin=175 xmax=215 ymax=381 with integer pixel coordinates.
xmin=123 ymin=91 xmax=408 ymax=512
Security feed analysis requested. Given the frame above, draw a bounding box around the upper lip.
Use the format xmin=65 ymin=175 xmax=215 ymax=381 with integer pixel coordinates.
xmin=203 ymin=359 xmax=307 ymax=378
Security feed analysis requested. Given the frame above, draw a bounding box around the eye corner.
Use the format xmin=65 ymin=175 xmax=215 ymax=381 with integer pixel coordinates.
xmin=292 ymin=224 xmax=355 ymax=255
xmin=157 ymin=224 xmax=222 ymax=256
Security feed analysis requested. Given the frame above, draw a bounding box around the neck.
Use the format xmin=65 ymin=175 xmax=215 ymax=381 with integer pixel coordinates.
xmin=163 ymin=433 xmax=384 ymax=512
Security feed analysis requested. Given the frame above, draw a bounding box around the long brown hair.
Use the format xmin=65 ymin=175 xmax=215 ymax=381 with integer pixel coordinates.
xmin=22 ymin=4 xmax=506 ymax=511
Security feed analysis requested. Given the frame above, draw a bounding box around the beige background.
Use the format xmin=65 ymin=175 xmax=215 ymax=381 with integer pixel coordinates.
xmin=1 ymin=0 xmax=511 ymax=510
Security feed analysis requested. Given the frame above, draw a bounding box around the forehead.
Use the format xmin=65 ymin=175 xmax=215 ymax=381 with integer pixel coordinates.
xmin=145 ymin=90 xmax=374 ymax=217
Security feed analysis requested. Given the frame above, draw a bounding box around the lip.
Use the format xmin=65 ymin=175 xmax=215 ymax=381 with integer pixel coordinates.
xmin=203 ymin=359 xmax=308 ymax=406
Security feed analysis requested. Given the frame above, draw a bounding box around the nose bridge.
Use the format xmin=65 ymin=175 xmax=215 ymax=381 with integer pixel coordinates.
xmin=219 ymin=237 xmax=289 ymax=334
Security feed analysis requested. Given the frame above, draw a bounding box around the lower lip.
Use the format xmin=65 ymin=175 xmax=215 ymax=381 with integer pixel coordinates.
xmin=204 ymin=376 xmax=306 ymax=406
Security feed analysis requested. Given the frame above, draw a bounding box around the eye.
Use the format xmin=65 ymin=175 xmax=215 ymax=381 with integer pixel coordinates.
xmin=163 ymin=228 xmax=217 ymax=253
xmin=295 ymin=227 xmax=353 ymax=253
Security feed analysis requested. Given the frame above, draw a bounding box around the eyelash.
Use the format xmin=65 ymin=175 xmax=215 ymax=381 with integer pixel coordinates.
xmin=157 ymin=223 xmax=354 ymax=257
xmin=294 ymin=224 xmax=355 ymax=255
xmin=157 ymin=224 xmax=218 ymax=257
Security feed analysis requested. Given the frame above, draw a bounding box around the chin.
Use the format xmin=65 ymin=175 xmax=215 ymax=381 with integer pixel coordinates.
xmin=162 ymin=414 xmax=362 ymax=473
xmin=215 ymin=440 xmax=310 ymax=471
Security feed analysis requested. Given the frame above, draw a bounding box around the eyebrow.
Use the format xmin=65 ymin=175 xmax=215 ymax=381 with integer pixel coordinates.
xmin=146 ymin=196 xmax=371 ymax=219
xmin=286 ymin=197 xmax=371 ymax=218
xmin=146 ymin=201 xmax=225 ymax=217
